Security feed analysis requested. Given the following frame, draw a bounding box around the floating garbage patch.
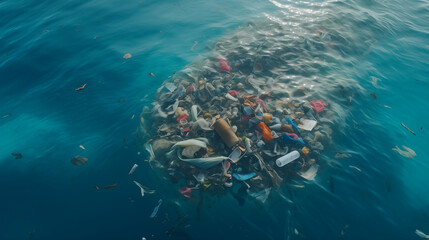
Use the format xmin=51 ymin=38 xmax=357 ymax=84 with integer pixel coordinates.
xmin=137 ymin=9 xmax=379 ymax=202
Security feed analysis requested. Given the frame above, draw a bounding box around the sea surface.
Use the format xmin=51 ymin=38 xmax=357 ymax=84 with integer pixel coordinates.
xmin=1 ymin=0 xmax=429 ymax=239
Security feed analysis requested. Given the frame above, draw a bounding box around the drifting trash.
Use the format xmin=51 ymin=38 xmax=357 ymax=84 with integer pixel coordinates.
xmin=340 ymin=224 xmax=349 ymax=238
xmin=213 ymin=119 xmax=239 ymax=148
xmin=298 ymin=119 xmax=317 ymax=131
xmin=2 ymin=113 xmax=12 ymax=119
xmin=217 ymin=56 xmax=231 ymax=72
xmin=401 ymin=123 xmax=416 ymax=135
xmin=335 ymin=152 xmax=351 ymax=159
xmin=11 ymin=152 xmax=23 ymax=159
xmin=177 ymin=150 xmax=228 ymax=169
xmin=123 ymin=53 xmax=132 ymax=59
xmin=103 ymin=183 xmax=118 ymax=189
xmin=133 ymin=180 xmax=155 ymax=197
xmin=75 ymin=83 xmax=87 ymax=91
xmin=149 ymin=72 xmax=155 ymax=77
xmin=349 ymin=165 xmax=361 ymax=172
xmin=150 ymin=199 xmax=163 ymax=218
xmin=70 ymin=155 xmax=88 ymax=166
xmin=139 ymin=39 xmax=338 ymax=202
xmin=416 ymin=229 xmax=429 ymax=239
xmin=178 ymin=187 xmax=192 ymax=198
xmin=232 ymin=172 xmax=256 ymax=181
xmin=310 ymin=100 xmax=326 ymax=113
xmin=79 ymin=145 xmax=86 ymax=150
xmin=276 ymin=150 xmax=300 ymax=167
xmin=298 ymin=164 xmax=319 ymax=180
xmin=190 ymin=41 xmax=198 ymax=51
xmin=247 ymin=188 xmax=271 ymax=203
xmin=392 ymin=145 xmax=416 ymax=159
xmin=371 ymin=76 xmax=380 ymax=87
xmin=129 ymin=164 xmax=138 ymax=175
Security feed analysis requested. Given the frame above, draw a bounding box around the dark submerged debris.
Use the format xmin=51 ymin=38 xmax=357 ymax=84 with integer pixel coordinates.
xmin=12 ymin=152 xmax=23 ymax=159
xmin=103 ymin=183 xmax=118 ymax=189
xmin=70 ymin=155 xmax=88 ymax=166
xmin=401 ymin=122 xmax=416 ymax=135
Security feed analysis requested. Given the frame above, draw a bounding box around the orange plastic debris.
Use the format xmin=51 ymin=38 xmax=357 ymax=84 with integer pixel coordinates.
xmin=302 ymin=147 xmax=310 ymax=155
xmin=75 ymin=83 xmax=87 ymax=91
xmin=282 ymin=124 xmax=294 ymax=133
xmin=257 ymin=122 xmax=273 ymax=142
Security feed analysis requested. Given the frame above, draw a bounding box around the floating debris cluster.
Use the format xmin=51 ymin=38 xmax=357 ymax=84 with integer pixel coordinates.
xmin=140 ymin=53 xmax=337 ymax=202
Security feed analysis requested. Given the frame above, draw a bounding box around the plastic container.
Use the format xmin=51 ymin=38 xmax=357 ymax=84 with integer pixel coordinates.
xmin=257 ymin=122 xmax=274 ymax=142
xmin=276 ymin=150 xmax=300 ymax=167
xmin=243 ymin=106 xmax=253 ymax=116
xmin=213 ymin=119 xmax=240 ymax=148
xmin=263 ymin=113 xmax=273 ymax=121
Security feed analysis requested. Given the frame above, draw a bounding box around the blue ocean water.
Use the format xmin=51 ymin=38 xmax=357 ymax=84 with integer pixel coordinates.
xmin=1 ymin=0 xmax=429 ymax=239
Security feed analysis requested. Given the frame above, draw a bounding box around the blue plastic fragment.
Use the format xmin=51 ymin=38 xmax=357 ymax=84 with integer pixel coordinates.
xmin=232 ymin=172 xmax=256 ymax=181
xmin=286 ymin=117 xmax=301 ymax=134
xmin=150 ymin=199 xmax=163 ymax=218
xmin=281 ymin=133 xmax=305 ymax=145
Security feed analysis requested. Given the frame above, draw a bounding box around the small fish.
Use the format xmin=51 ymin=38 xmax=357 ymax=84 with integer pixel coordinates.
xmin=148 ymin=72 xmax=155 ymax=77
xmin=75 ymin=83 xmax=87 ymax=91
xmin=150 ymin=199 xmax=163 ymax=218
xmin=103 ymin=183 xmax=118 ymax=189
xmin=79 ymin=145 xmax=86 ymax=150
xmin=123 ymin=53 xmax=132 ymax=59
xmin=401 ymin=122 xmax=416 ymax=135
xmin=349 ymin=165 xmax=362 ymax=172
xmin=117 ymin=99 xmax=127 ymax=103
xmin=11 ymin=152 xmax=23 ymax=159
xmin=370 ymin=92 xmax=377 ymax=99
xmin=190 ymin=41 xmax=198 ymax=51
xmin=131 ymin=114 xmax=135 ymax=120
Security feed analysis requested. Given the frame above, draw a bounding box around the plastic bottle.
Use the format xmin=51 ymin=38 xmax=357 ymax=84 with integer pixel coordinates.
xmin=213 ymin=119 xmax=240 ymax=148
xmin=276 ymin=150 xmax=300 ymax=167
xmin=257 ymin=122 xmax=274 ymax=142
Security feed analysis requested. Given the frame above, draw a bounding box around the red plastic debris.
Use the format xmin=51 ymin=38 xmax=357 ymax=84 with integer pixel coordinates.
xmin=310 ymin=100 xmax=326 ymax=113
xmin=243 ymin=116 xmax=251 ymax=121
xmin=286 ymin=133 xmax=299 ymax=140
xmin=182 ymin=127 xmax=191 ymax=132
xmin=186 ymin=84 xmax=195 ymax=93
xmin=217 ymin=56 xmax=231 ymax=72
xmin=177 ymin=114 xmax=188 ymax=123
xmin=256 ymin=99 xmax=267 ymax=112
xmin=178 ymin=187 xmax=192 ymax=198
xmin=228 ymin=90 xmax=239 ymax=96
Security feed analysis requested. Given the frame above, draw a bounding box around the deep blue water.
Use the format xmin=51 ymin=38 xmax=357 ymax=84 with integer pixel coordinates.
xmin=1 ymin=0 xmax=429 ymax=239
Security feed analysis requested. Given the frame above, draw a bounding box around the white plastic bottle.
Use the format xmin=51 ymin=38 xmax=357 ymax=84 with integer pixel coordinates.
xmin=276 ymin=150 xmax=300 ymax=167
